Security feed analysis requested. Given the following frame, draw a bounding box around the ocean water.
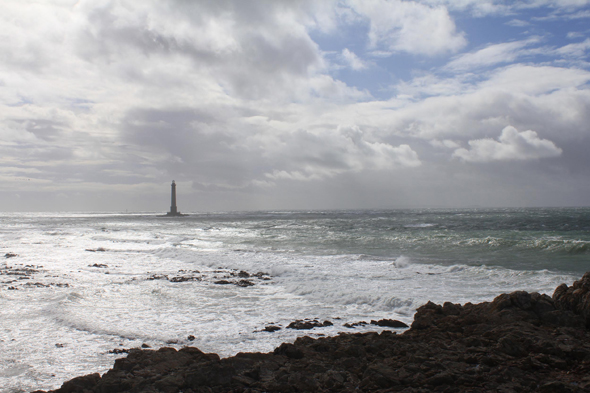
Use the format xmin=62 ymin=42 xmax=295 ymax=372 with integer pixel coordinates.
xmin=1 ymin=208 xmax=589 ymax=392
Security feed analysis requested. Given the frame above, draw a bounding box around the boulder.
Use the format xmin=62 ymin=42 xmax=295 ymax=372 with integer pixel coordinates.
xmin=370 ymin=319 xmax=409 ymax=328
xmin=553 ymin=272 xmax=590 ymax=328
xmin=287 ymin=319 xmax=332 ymax=330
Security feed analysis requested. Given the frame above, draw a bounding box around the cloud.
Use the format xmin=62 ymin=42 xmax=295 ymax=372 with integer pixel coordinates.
xmin=341 ymin=48 xmax=368 ymax=70
xmin=453 ymin=126 xmax=562 ymax=162
xmin=260 ymin=125 xmax=421 ymax=183
xmin=339 ymin=65 xmax=590 ymax=168
xmin=567 ymin=31 xmax=585 ymax=39
xmin=348 ymin=0 xmax=467 ymax=56
xmin=566 ymin=9 xmax=590 ymax=18
xmin=506 ymin=19 xmax=531 ymax=27
xmin=478 ymin=65 xmax=590 ymax=95
xmin=444 ymin=35 xmax=590 ymax=74
xmin=395 ymin=73 xmax=476 ymax=98
xmin=408 ymin=1 xmax=506 ymax=17
xmin=430 ymin=139 xmax=461 ymax=149
xmin=556 ymin=38 xmax=590 ymax=57
xmin=445 ymin=37 xmax=541 ymax=71
xmin=421 ymin=0 xmax=590 ymax=17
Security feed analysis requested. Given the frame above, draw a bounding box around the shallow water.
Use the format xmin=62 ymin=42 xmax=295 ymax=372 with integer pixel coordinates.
xmin=0 ymin=208 xmax=588 ymax=392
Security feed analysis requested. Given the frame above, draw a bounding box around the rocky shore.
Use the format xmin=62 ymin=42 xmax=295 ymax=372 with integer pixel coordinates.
xmin=36 ymin=273 xmax=590 ymax=392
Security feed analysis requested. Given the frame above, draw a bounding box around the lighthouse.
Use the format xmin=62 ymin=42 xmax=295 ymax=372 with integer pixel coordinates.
xmin=166 ymin=180 xmax=184 ymax=216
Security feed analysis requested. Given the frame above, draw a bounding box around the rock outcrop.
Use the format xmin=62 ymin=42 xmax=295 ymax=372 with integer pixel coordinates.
xmin=35 ymin=273 xmax=590 ymax=392
xmin=553 ymin=271 xmax=590 ymax=328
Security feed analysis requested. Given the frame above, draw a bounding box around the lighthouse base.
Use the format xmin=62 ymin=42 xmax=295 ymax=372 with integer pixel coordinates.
xmin=166 ymin=211 xmax=187 ymax=217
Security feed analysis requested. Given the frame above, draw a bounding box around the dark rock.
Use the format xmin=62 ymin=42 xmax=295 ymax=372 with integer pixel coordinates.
xmin=263 ymin=325 xmax=281 ymax=332
xmin=169 ymin=275 xmax=199 ymax=283
xmin=88 ymin=263 xmax=108 ymax=268
xmin=147 ymin=274 xmax=168 ymax=281
xmin=187 ymin=335 xmax=195 ymax=341
xmin=343 ymin=321 xmax=368 ymax=328
xmin=25 ymin=282 xmax=49 ymax=288
xmin=85 ymin=248 xmax=106 ymax=252
xmin=496 ymin=334 xmax=528 ymax=357
xmin=53 ymin=373 xmax=101 ymax=393
xmin=370 ymin=318 xmax=409 ymax=328
xmin=442 ymin=301 xmax=462 ymax=315
xmin=108 ymin=348 xmax=130 ymax=354
xmin=236 ymin=279 xmax=254 ymax=287
xmin=287 ymin=319 xmax=331 ymax=330
xmin=539 ymin=381 xmax=575 ymax=393
xmin=425 ymin=371 xmax=455 ymax=386
xmin=214 ymin=280 xmax=231 ymax=285
xmin=274 ymin=343 xmax=304 ymax=359
xmin=4 ymin=253 xmax=17 ymax=258
xmin=553 ymin=272 xmax=590 ymax=328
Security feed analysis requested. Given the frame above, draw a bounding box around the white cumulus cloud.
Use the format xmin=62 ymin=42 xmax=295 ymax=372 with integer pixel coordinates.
xmin=348 ymin=0 xmax=467 ymax=56
xmin=453 ymin=126 xmax=563 ymax=162
xmin=262 ymin=125 xmax=422 ymax=183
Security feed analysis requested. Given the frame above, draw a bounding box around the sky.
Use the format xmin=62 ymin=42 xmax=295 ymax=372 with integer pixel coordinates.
xmin=1 ymin=0 xmax=590 ymax=212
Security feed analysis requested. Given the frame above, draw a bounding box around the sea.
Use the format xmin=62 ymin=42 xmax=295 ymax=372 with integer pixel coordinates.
xmin=1 ymin=208 xmax=589 ymax=392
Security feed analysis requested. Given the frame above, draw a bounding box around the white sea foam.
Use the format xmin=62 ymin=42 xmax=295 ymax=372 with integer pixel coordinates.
xmin=393 ymin=255 xmax=411 ymax=268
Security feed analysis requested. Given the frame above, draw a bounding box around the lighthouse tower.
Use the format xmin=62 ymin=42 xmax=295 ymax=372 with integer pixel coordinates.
xmin=166 ymin=180 xmax=183 ymax=216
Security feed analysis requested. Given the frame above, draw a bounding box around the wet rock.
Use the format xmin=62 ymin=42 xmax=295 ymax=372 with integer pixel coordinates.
xmin=539 ymin=381 xmax=575 ymax=393
xmin=343 ymin=321 xmax=368 ymax=328
xmin=553 ymin=272 xmax=590 ymax=328
xmin=178 ymin=269 xmax=200 ymax=274
xmin=24 ymin=282 xmax=49 ymax=288
xmin=51 ymin=373 xmax=101 ymax=393
xmin=214 ymin=280 xmax=231 ymax=285
xmin=187 ymin=335 xmax=195 ymax=341
xmin=370 ymin=319 xmax=409 ymax=328
xmin=4 ymin=253 xmax=17 ymax=258
xmin=274 ymin=343 xmax=304 ymax=359
xmin=236 ymin=279 xmax=254 ymax=287
xmin=287 ymin=319 xmax=332 ymax=330
xmin=263 ymin=325 xmax=281 ymax=332
xmin=108 ymin=348 xmax=130 ymax=354
xmin=254 ymin=271 xmax=271 ymax=280
xmin=88 ymin=263 xmax=108 ymax=268
xmin=1 ymin=264 xmax=40 ymax=276
xmin=147 ymin=274 xmax=168 ymax=281
xmin=85 ymin=247 xmax=106 ymax=252
xmin=169 ymin=276 xmax=199 ymax=283
xmin=442 ymin=301 xmax=462 ymax=315
xmin=496 ymin=334 xmax=528 ymax=357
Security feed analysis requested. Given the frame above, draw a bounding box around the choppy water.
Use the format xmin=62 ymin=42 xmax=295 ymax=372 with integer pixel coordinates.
xmin=1 ymin=208 xmax=589 ymax=392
